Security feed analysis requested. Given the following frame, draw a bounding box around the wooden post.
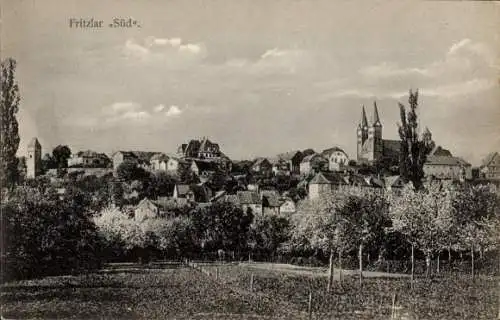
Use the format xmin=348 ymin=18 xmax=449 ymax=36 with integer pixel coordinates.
xmin=308 ymin=290 xmax=313 ymax=320
xmin=437 ymin=254 xmax=440 ymax=274
xmin=359 ymin=244 xmax=363 ymax=288
xmin=411 ymin=243 xmax=415 ymax=290
xmin=328 ymin=248 xmax=334 ymax=292
xmin=250 ymin=274 xmax=254 ymax=292
xmin=471 ymin=245 xmax=475 ymax=281
xmin=338 ymin=250 xmax=343 ymax=285
xmin=216 ymin=267 xmax=219 ymax=281
xmin=391 ymin=292 xmax=397 ymax=319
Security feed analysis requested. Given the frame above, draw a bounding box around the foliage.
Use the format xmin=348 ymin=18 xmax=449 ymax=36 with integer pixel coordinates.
xmin=192 ymin=201 xmax=254 ymax=254
xmin=397 ymin=89 xmax=435 ymax=190
xmin=248 ymin=213 xmax=291 ymax=258
xmin=1 ymin=185 xmax=103 ymax=281
xmin=52 ymin=145 xmax=72 ymax=169
xmin=0 ymin=58 xmax=21 ymax=190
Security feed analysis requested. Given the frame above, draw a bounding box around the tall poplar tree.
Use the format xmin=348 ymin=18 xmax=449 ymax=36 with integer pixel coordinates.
xmin=1 ymin=58 xmax=21 ymax=190
xmin=398 ymin=89 xmax=435 ymax=190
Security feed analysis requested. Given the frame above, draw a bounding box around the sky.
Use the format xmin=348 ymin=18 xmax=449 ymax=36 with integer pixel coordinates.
xmin=2 ymin=0 xmax=499 ymax=164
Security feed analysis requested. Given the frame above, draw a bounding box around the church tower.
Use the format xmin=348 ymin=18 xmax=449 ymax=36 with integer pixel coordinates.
xmin=368 ymin=101 xmax=383 ymax=161
xmin=356 ymin=105 xmax=369 ymax=161
xmin=27 ymin=137 xmax=42 ymax=178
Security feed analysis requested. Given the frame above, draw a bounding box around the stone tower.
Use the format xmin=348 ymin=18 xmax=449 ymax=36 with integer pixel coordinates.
xmin=368 ymin=101 xmax=383 ymax=161
xmin=27 ymin=137 xmax=42 ymax=178
xmin=356 ymin=105 xmax=369 ymax=162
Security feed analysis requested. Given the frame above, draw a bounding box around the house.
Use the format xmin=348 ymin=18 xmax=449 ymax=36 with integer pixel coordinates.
xmin=276 ymin=150 xmax=304 ymax=175
xmin=300 ymin=153 xmax=328 ymax=176
xmin=321 ymin=147 xmax=349 ymax=171
xmin=480 ymin=152 xmax=500 ymax=180
xmin=357 ymin=103 xmax=400 ymax=163
xmin=251 ymin=158 xmax=273 ymax=176
xmin=237 ymin=191 xmax=262 ymax=215
xmin=150 ymin=153 xmax=169 ymax=171
xmin=261 ymin=190 xmax=282 ymax=215
xmin=134 ymin=198 xmax=159 ymax=222
xmin=112 ymin=151 xmax=158 ymax=171
xmin=177 ymin=137 xmax=221 ymax=159
xmin=150 ymin=153 xmax=185 ymax=175
xmin=190 ymin=160 xmax=220 ymax=177
xmin=173 ymin=183 xmax=212 ymax=202
xmin=308 ymin=172 xmax=346 ymax=199
xmin=424 ymin=155 xmax=472 ymax=181
xmin=279 ymin=197 xmax=296 ymax=214
xmin=68 ymin=150 xmax=111 ymax=168
xmin=271 ymin=157 xmax=291 ymax=176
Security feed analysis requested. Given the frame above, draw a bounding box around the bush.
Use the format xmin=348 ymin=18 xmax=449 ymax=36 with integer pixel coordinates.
xmin=1 ymin=186 xmax=103 ymax=282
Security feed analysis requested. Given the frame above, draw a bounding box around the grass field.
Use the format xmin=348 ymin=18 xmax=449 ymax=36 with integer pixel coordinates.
xmin=1 ymin=262 xmax=498 ymax=319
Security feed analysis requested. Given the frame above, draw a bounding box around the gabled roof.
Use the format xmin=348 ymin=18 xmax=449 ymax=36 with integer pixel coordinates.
xmin=426 ymin=155 xmax=471 ymax=166
xmin=430 ymin=146 xmax=453 ymax=157
xmin=481 ymin=152 xmax=499 ymax=167
xmin=237 ymin=191 xmax=261 ymax=205
xmin=301 ymin=153 xmax=326 ymax=164
xmin=252 ymin=157 xmax=271 ymax=167
xmin=277 ymin=150 xmax=303 ymax=161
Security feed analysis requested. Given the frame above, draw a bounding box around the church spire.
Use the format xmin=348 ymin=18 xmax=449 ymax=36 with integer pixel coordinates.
xmin=372 ymin=101 xmax=381 ymax=126
xmin=359 ymin=105 xmax=368 ymax=128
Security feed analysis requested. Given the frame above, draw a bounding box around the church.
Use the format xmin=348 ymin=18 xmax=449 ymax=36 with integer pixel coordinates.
xmin=356 ymin=102 xmax=400 ymax=164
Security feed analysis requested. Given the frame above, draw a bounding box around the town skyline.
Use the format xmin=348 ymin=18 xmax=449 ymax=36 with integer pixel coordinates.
xmin=3 ymin=0 xmax=499 ymax=165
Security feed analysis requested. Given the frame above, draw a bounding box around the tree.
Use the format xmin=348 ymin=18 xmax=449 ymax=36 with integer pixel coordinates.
xmin=398 ymin=89 xmax=435 ymax=190
xmin=192 ymin=201 xmax=254 ymax=258
xmin=452 ymin=184 xmax=499 ymax=279
xmin=337 ymin=191 xmax=390 ymax=287
xmin=248 ymin=214 xmax=290 ymax=260
xmin=1 ymin=58 xmax=21 ymax=190
xmin=2 ymin=184 xmax=103 ymax=281
xmin=389 ymin=183 xmax=454 ymax=283
xmin=52 ymin=145 xmax=72 ymax=170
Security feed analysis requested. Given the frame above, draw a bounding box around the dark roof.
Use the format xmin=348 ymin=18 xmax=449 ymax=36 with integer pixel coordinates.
xmin=261 ymin=190 xmax=281 ymax=207
xmin=277 ymin=150 xmax=303 ymax=161
xmin=382 ymin=140 xmax=401 ymax=156
xmin=150 ymin=153 xmax=170 ymax=161
xmin=252 ymin=157 xmax=271 ymax=167
xmin=481 ymin=152 xmax=499 ymax=167
xmin=175 ymin=184 xmax=210 ymax=202
xmin=430 ymin=146 xmax=453 ymax=157
xmin=309 ymin=172 xmax=345 ymax=185
xmin=426 ymin=156 xmax=471 ymax=166
xmin=321 ymin=147 xmax=346 ymax=157
xmin=114 ymin=151 xmax=158 ymax=163
xmin=28 ymin=137 xmax=41 ymax=149
xmin=237 ymin=191 xmax=261 ymax=204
